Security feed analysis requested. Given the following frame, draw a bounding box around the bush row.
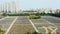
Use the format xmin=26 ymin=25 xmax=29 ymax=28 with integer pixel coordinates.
xmin=26 ymin=31 xmax=41 ymax=34
xmin=49 ymin=13 xmax=60 ymax=17
xmin=5 ymin=13 xmax=29 ymax=16
xmin=2 ymin=13 xmax=60 ymax=18
xmin=26 ymin=31 xmax=60 ymax=34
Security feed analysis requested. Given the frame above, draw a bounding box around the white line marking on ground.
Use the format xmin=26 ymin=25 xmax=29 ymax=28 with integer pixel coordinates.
xmin=42 ymin=26 xmax=49 ymax=34
xmin=47 ymin=21 xmax=57 ymax=27
xmin=0 ymin=16 xmax=8 ymax=21
xmin=27 ymin=16 xmax=39 ymax=33
xmin=42 ymin=16 xmax=59 ymax=27
xmin=5 ymin=16 xmax=18 ymax=34
xmin=43 ymin=19 xmax=57 ymax=27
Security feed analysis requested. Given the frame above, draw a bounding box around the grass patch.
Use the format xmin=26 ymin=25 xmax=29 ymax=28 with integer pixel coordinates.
xmin=26 ymin=31 xmax=42 ymax=34
xmin=29 ymin=15 xmax=41 ymax=19
xmin=0 ymin=30 xmax=5 ymax=34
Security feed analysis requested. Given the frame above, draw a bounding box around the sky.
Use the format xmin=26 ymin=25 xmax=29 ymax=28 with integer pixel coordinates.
xmin=0 ymin=0 xmax=60 ymax=10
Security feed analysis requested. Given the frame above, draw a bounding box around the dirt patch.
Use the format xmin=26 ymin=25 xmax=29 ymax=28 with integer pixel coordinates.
xmin=8 ymin=24 xmax=35 ymax=34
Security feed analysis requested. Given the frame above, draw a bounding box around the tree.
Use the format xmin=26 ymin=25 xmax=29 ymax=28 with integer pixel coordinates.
xmin=49 ymin=10 xmax=52 ymax=13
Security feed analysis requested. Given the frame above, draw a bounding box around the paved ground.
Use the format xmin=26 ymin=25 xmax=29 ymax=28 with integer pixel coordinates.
xmin=42 ymin=16 xmax=60 ymax=32
xmin=0 ymin=16 xmax=16 ymax=30
xmin=42 ymin=16 xmax=60 ymax=23
xmin=15 ymin=16 xmax=31 ymax=24
xmin=31 ymin=19 xmax=56 ymax=34
xmin=0 ymin=16 xmax=5 ymax=19
xmin=0 ymin=16 xmax=60 ymax=34
xmin=8 ymin=16 xmax=35 ymax=34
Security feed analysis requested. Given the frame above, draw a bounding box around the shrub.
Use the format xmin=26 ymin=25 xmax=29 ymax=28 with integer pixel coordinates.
xmin=26 ymin=31 xmax=42 ymax=34
xmin=6 ymin=13 xmax=29 ymax=16
xmin=38 ymin=33 xmax=42 ymax=34
xmin=32 ymin=31 xmax=39 ymax=34
xmin=26 ymin=32 xmax=31 ymax=34
xmin=29 ymin=15 xmax=41 ymax=19
xmin=2 ymin=13 xmax=7 ymax=16
xmin=0 ymin=30 xmax=5 ymax=34
xmin=47 ymin=32 xmax=51 ymax=34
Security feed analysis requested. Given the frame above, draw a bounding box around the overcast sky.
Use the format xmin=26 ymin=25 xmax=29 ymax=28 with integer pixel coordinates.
xmin=0 ymin=0 xmax=60 ymax=10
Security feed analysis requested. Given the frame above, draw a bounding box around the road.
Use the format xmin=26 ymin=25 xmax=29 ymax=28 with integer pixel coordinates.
xmin=42 ymin=16 xmax=60 ymax=23
xmin=42 ymin=16 xmax=60 ymax=32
